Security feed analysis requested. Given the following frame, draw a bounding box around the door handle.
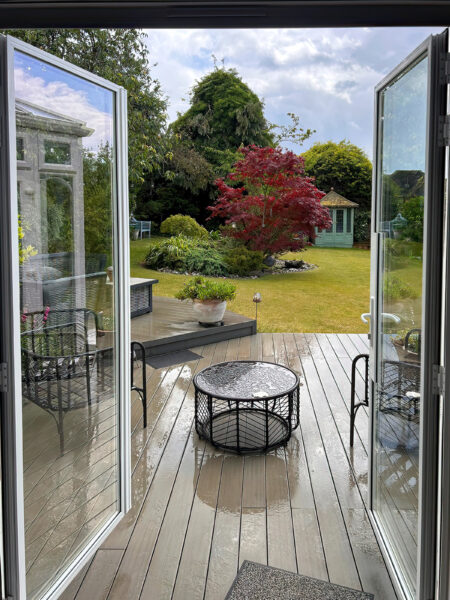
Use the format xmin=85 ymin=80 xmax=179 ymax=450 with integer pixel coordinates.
xmin=360 ymin=312 xmax=400 ymax=324
xmin=381 ymin=312 xmax=401 ymax=323
xmin=362 ymin=297 xmax=376 ymax=347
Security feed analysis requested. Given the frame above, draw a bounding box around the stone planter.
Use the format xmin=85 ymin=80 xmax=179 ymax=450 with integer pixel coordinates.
xmin=192 ymin=299 xmax=227 ymax=324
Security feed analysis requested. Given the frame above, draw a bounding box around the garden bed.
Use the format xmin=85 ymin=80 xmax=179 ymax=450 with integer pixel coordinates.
xmin=155 ymin=257 xmax=317 ymax=279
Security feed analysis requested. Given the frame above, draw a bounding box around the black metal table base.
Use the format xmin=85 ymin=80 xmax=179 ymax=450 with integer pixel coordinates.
xmin=194 ymin=361 xmax=300 ymax=454
xmin=196 ymin=407 xmax=293 ymax=454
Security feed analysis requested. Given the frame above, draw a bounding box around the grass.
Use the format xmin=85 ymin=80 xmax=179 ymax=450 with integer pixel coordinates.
xmin=130 ymin=237 xmax=371 ymax=333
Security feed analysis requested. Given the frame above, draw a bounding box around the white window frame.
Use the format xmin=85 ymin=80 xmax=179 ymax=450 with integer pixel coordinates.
xmin=0 ymin=34 xmax=130 ymax=600
xmin=368 ymin=30 xmax=447 ymax=600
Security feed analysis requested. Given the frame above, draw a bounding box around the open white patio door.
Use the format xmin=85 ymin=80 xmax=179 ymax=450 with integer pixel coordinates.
xmin=368 ymin=29 xmax=448 ymax=600
xmin=0 ymin=35 xmax=131 ymax=600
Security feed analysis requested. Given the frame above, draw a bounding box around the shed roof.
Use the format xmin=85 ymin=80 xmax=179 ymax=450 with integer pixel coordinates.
xmin=320 ymin=188 xmax=359 ymax=208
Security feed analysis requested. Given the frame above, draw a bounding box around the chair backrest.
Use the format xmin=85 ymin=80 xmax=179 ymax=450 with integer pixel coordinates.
xmin=21 ymin=308 xmax=98 ymax=357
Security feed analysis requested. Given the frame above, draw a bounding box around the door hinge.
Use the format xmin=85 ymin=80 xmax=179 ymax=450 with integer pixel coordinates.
xmin=0 ymin=362 xmax=7 ymax=393
xmin=438 ymin=114 xmax=450 ymax=147
xmin=432 ymin=364 xmax=445 ymax=396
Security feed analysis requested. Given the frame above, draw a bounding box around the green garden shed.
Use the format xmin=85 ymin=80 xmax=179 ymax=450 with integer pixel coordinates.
xmin=314 ymin=188 xmax=359 ymax=248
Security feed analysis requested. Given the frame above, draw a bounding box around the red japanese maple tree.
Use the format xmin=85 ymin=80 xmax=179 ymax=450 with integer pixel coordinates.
xmin=209 ymin=146 xmax=331 ymax=256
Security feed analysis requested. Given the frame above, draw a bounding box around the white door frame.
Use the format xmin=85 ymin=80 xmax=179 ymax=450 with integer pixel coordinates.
xmin=367 ymin=30 xmax=448 ymax=600
xmin=0 ymin=35 xmax=131 ymax=600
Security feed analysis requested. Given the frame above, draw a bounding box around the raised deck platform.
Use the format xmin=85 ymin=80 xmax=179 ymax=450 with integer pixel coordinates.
xmin=130 ymin=296 xmax=256 ymax=356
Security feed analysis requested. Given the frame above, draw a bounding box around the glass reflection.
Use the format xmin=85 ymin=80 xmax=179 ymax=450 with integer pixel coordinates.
xmin=15 ymin=50 xmax=119 ymax=599
xmin=374 ymin=54 xmax=427 ymax=597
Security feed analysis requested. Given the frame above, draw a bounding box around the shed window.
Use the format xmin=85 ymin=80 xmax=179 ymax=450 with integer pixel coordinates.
xmin=347 ymin=210 xmax=352 ymax=233
xmin=336 ymin=209 xmax=344 ymax=233
xmin=326 ymin=210 xmax=333 ymax=232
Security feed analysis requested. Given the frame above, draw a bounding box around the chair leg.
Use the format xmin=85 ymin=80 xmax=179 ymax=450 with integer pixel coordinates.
xmin=350 ymin=356 xmax=357 ymax=447
xmin=140 ymin=391 xmax=147 ymax=429
xmin=57 ymin=418 xmax=65 ymax=455
xmin=131 ymin=341 xmax=147 ymax=428
xmin=350 ymin=354 xmax=369 ymax=447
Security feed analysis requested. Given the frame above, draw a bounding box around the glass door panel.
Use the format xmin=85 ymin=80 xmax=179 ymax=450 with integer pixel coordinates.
xmin=372 ymin=48 xmax=432 ymax=598
xmin=14 ymin=48 xmax=121 ymax=599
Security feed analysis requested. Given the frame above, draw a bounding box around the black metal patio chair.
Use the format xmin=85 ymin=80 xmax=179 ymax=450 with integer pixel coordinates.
xmin=21 ymin=308 xmax=99 ymax=454
xmin=21 ymin=308 xmax=148 ymax=454
xmin=350 ymin=329 xmax=421 ymax=447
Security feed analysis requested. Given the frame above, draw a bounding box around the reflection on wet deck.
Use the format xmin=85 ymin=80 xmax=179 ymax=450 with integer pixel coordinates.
xmin=61 ymin=333 xmax=399 ymax=600
xmin=23 ymin=362 xmax=118 ymax=600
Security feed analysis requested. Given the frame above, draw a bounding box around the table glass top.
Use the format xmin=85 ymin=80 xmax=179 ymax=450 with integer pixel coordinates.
xmin=195 ymin=361 xmax=298 ymax=400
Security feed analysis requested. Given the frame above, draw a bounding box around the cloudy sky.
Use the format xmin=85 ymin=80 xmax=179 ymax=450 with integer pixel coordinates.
xmin=144 ymin=27 xmax=442 ymax=159
xmin=15 ymin=51 xmax=114 ymax=150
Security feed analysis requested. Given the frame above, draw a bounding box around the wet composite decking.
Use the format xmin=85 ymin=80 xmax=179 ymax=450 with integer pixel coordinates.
xmin=60 ymin=333 xmax=398 ymax=600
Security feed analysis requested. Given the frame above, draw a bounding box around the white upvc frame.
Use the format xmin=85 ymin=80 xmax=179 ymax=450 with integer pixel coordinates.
xmin=367 ymin=30 xmax=447 ymax=600
xmin=438 ymin=35 xmax=450 ymax=600
xmin=0 ymin=35 xmax=130 ymax=600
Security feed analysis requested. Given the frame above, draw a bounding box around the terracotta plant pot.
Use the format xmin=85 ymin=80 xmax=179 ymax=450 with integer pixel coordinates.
xmin=192 ymin=299 xmax=226 ymax=324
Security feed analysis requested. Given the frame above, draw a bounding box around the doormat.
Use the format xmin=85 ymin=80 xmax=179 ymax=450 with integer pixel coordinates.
xmin=145 ymin=349 xmax=203 ymax=369
xmin=225 ymin=561 xmax=374 ymax=600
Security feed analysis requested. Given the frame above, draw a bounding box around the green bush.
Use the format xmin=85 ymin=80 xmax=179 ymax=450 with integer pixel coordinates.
xmin=383 ymin=274 xmax=418 ymax=301
xmin=144 ymin=235 xmax=193 ymax=271
xmin=160 ymin=214 xmax=208 ymax=239
xmin=384 ymin=238 xmax=422 ymax=259
xmin=145 ymin=234 xmax=228 ymax=275
xmin=175 ymin=276 xmax=236 ymax=302
xmin=185 ymin=247 xmax=228 ymax=277
xmin=354 ymin=210 xmax=371 ymax=243
xmin=401 ymin=196 xmax=423 ymax=242
xmin=224 ymin=245 xmax=264 ymax=276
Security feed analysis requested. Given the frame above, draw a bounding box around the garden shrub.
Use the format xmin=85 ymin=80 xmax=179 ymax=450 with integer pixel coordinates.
xmin=224 ymin=246 xmax=264 ymax=276
xmin=401 ymin=196 xmax=423 ymax=242
xmin=160 ymin=214 xmax=208 ymax=239
xmin=185 ymin=247 xmax=228 ymax=277
xmin=144 ymin=235 xmax=193 ymax=271
xmin=383 ymin=274 xmax=418 ymax=301
xmin=145 ymin=234 xmax=228 ymax=275
xmin=385 ymin=238 xmax=422 ymax=259
xmin=354 ymin=210 xmax=371 ymax=243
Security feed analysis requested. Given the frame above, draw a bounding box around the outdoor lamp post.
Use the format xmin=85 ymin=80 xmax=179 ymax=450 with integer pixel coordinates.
xmin=253 ymin=292 xmax=261 ymax=322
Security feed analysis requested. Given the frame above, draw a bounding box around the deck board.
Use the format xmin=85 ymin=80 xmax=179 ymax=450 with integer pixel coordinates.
xmin=64 ymin=333 xmax=398 ymax=600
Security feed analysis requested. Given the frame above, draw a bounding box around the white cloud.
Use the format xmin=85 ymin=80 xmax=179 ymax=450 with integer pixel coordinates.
xmin=14 ymin=67 xmax=113 ymax=151
xmin=145 ymin=27 xmax=441 ymax=158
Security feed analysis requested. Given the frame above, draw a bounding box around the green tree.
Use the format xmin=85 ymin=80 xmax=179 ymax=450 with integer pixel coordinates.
xmin=301 ymin=140 xmax=372 ymax=211
xmin=401 ymin=196 xmax=424 ymax=242
xmin=143 ymin=67 xmax=275 ymax=226
xmin=134 ymin=140 xmax=215 ymax=225
xmin=172 ymin=67 xmax=274 ymax=156
xmin=2 ymin=28 xmax=168 ymax=203
xmin=82 ymin=145 xmax=113 ymax=257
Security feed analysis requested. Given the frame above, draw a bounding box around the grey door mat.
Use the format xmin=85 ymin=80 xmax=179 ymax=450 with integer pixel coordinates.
xmin=225 ymin=561 xmax=374 ymax=600
xmin=145 ymin=349 xmax=203 ymax=369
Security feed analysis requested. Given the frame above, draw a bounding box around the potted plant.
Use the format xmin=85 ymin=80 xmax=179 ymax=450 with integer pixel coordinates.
xmin=175 ymin=276 xmax=236 ymax=324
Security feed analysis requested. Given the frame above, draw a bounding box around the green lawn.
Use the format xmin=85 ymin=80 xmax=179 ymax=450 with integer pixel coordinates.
xmin=130 ymin=237 xmax=371 ymax=333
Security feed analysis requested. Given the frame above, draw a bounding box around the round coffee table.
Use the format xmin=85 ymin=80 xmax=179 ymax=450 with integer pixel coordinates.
xmin=194 ymin=360 xmax=300 ymax=453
